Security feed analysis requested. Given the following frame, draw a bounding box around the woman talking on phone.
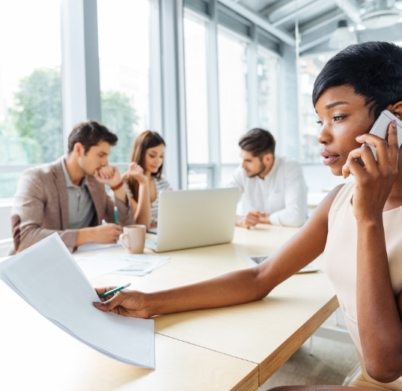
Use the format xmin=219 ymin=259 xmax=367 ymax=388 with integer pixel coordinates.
xmin=95 ymin=42 xmax=402 ymax=390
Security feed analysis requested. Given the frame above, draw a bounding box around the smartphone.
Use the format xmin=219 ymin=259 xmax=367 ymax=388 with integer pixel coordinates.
xmin=368 ymin=110 xmax=402 ymax=159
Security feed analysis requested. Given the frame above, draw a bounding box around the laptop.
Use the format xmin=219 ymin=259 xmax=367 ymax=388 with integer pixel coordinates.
xmin=146 ymin=187 xmax=239 ymax=252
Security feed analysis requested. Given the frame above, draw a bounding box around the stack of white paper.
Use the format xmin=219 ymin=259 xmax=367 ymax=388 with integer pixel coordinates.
xmin=0 ymin=234 xmax=155 ymax=368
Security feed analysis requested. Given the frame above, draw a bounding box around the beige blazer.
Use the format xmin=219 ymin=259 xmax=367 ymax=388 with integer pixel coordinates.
xmin=11 ymin=158 xmax=133 ymax=253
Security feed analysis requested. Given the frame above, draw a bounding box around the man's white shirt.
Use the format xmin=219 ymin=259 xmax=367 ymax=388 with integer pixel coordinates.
xmin=228 ymin=157 xmax=308 ymax=227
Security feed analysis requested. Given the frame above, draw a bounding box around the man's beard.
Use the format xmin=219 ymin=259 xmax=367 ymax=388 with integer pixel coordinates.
xmin=247 ymin=160 xmax=266 ymax=178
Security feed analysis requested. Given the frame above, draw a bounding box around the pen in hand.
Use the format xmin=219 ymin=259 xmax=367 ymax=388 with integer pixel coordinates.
xmin=113 ymin=206 xmax=119 ymax=224
xmin=98 ymin=283 xmax=131 ymax=299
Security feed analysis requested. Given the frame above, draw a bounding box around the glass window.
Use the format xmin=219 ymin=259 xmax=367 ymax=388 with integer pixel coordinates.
xmin=97 ymin=0 xmax=150 ymax=163
xmin=299 ymin=53 xmax=332 ymax=163
xmin=0 ymin=0 xmax=62 ymax=198
xmin=218 ymin=28 xmax=248 ymax=164
xmin=257 ymin=46 xmax=280 ymax=138
xmin=184 ymin=13 xmax=209 ymax=165
xmin=184 ymin=12 xmax=210 ymax=189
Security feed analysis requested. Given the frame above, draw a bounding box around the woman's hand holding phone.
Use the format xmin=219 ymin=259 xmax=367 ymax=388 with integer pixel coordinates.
xmin=366 ymin=110 xmax=402 ymax=160
xmin=342 ymin=110 xmax=401 ymax=178
xmin=344 ymin=119 xmax=399 ymax=221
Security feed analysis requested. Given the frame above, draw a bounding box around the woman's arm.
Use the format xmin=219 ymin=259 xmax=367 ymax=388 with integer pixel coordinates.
xmin=94 ymin=186 xmax=341 ymax=318
xmin=398 ymin=291 xmax=402 ymax=316
xmin=346 ymin=125 xmax=402 ymax=382
xmin=124 ymin=163 xmax=151 ymax=227
xmin=356 ymin=218 xmax=402 ymax=382
xmin=134 ymin=179 xmax=151 ymax=227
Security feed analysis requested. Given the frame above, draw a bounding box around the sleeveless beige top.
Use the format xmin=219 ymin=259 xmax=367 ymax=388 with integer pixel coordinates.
xmin=324 ymin=182 xmax=402 ymax=389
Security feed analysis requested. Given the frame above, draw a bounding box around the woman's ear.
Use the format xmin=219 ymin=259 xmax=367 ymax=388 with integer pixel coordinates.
xmin=388 ymin=101 xmax=402 ymax=119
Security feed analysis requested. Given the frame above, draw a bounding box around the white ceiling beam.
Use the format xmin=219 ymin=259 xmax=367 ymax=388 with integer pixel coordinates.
xmin=258 ymin=0 xmax=294 ymax=18
xmin=218 ymin=0 xmax=296 ymax=45
xmin=335 ymin=0 xmax=362 ymax=24
xmin=300 ymin=8 xmax=343 ymax=35
xmin=299 ymin=33 xmax=332 ymax=52
xmin=272 ymin=0 xmax=322 ymax=26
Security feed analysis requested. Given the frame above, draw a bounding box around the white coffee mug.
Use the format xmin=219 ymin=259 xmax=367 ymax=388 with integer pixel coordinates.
xmin=119 ymin=224 xmax=146 ymax=254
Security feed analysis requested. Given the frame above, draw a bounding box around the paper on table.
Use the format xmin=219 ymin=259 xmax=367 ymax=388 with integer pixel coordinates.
xmin=0 ymin=234 xmax=155 ymax=368
xmin=74 ymin=254 xmax=130 ymax=276
xmin=75 ymin=253 xmax=169 ymax=277
xmin=76 ymin=242 xmax=122 ymax=253
xmin=248 ymin=255 xmax=320 ymax=273
xmin=117 ymin=254 xmax=169 ymax=276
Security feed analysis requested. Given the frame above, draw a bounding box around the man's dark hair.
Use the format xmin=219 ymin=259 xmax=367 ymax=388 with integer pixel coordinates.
xmin=239 ymin=128 xmax=276 ymax=156
xmin=67 ymin=120 xmax=118 ymax=153
xmin=313 ymin=41 xmax=402 ymax=119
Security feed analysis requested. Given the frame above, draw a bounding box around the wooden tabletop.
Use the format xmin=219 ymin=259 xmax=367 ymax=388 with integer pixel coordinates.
xmin=0 ymin=225 xmax=337 ymax=390
xmin=0 ymin=282 xmax=258 ymax=391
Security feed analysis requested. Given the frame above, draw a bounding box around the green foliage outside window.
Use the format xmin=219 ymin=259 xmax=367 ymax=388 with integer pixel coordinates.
xmin=101 ymin=90 xmax=138 ymax=163
xmin=0 ymin=68 xmax=138 ymax=198
xmin=9 ymin=68 xmax=63 ymax=163
xmin=5 ymin=68 xmax=137 ymax=164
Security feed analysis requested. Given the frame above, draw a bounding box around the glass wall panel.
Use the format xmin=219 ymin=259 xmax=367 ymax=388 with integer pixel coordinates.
xmin=299 ymin=53 xmax=332 ymax=163
xmin=97 ymin=0 xmax=150 ymax=163
xmin=0 ymin=0 xmax=62 ymax=198
xmin=184 ymin=13 xmax=210 ymax=189
xmin=184 ymin=14 xmax=209 ymax=165
xmin=257 ymin=46 xmax=280 ymax=138
xmin=218 ymin=28 xmax=248 ymax=164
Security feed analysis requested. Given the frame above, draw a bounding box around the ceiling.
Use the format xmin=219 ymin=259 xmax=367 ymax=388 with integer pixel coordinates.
xmin=226 ymin=0 xmax=402 ymax=54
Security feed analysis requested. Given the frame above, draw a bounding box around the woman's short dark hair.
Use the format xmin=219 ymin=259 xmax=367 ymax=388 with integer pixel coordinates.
xmin=67 ymin=120 xmax=118 ymax=153
xmin=312 ymin=41 xmax=402 ymax=119
xmin=239 ymin=128 xmax=276 ymax=156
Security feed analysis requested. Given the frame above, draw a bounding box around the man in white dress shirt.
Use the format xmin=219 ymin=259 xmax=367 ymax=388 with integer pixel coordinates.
xmin=229 ymin=128 xmax=307 ymax=228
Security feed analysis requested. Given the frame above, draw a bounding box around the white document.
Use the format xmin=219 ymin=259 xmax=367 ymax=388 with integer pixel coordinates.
xmin=117 ymin=254 xmax=170 ymax=276
xmin=76 ymin=242 xmax=122 ymax=253
xmin=0 ymin=234 xmax=155 ymax=368
xmin=74 ymin=254 xmax=131 ymax=276
xmin=75 ymin=253 xmax=169 ymax=277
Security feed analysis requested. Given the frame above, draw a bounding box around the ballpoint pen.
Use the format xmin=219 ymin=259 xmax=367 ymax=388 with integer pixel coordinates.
xmin=113 ymin=206 xmax=119 ymax=224
xmin=99 ymin=283 xmax=131 ymax=299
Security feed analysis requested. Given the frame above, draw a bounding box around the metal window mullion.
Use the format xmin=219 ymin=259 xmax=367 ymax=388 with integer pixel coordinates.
xmin=247 ymin=25 xmax=258 ymax=129
xmin=206 ymin=0 xmax=221 ymax=187
xmin=279 ymin=42 xmax=299 ymax=159
xmin=83 ymin=0 xmax=101 ymax=123
xmin=149 ymin=0 xmax=163 ymax=132
xmin=294 ymin=21 xmax=302 ymax=161
xmin=61 ymin=0 xmax=100 ymax=147
xmin=159 ymin=0 xmax=187 ymax=190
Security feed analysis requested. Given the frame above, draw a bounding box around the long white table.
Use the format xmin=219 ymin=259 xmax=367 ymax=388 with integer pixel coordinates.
xmin=0 ymin=225 xmax=337 ymax=390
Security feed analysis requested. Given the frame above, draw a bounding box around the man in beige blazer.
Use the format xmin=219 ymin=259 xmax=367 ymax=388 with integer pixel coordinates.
xmin=11 ymin=121 xmax=147 ymax=253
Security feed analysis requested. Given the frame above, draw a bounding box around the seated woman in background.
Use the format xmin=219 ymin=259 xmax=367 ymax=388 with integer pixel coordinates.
xmin=125 ymin=130 xmax=171 ymax=228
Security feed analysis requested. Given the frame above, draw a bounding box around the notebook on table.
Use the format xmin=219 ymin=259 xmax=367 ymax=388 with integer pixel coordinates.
xmin=146 ymin=187 xmax=239 ymax=252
